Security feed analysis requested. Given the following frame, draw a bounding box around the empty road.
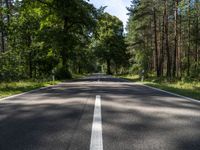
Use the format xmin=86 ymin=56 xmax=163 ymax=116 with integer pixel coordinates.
xmin=0 ymin=74 xmax=199 ymax=150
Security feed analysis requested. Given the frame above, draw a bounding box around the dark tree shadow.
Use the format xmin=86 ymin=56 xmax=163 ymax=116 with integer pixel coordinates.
xmin=0 ymin=78 xmax=199 ymax=150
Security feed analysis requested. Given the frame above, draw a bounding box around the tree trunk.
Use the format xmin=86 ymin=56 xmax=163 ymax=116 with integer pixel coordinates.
xmin=107 ymin=59 xmax=111 ymax=74
xmin=159 ymin=8 xmax=165 ymax=77
xmin=195 ymin=18 xmax=199 ymax=70
xmin=1 ymin=32 xmax=5 ymax=52
xmin=27 ymin=35 xmax=32 ymax=78
xmin=61 ymin=16 xmax=68 ymax=67
xmin=173 ymin=0 xmax=178 ymax=77
xmin=0 ymin=0 xmax=5 ymax=52
xmin=164 ymin=0 xmax=171 ymax=77
xmin=195 ymin=0 xmax=199 ymax=71
xmin=178 ymin=8 xmax=182 ymax=78
xmin=153 ymin=7 xmax=160 ymax=77
xmin=5 ymin=0 xmax=10 ymax=23
xmin=78 ymin=63 xmax=81 ymax=74
xmin=29 ymin=52 xmax=32 ymax=78
xmin=187 ymin=0 xmax=191 ymax=76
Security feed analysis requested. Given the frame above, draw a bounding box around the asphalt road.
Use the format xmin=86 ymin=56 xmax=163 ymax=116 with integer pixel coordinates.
xmin=0 ymin=74 xmax=199 ymax=150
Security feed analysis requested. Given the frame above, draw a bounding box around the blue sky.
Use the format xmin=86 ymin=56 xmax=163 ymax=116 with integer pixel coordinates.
xmin=88 ymin=0 xmax=131 ymax=28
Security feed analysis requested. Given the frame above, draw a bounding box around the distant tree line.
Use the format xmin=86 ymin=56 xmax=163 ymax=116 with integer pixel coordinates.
xmin=0 ymin=0 xmax=129 ymax=81
xmin=126 ymin=0 xmax=200 ymax=79
xmin=94 ymin=12 xmax=129 ymax=74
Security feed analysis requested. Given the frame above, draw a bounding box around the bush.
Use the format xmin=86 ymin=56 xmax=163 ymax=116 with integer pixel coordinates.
xmin=0 ymin=51 xmax=27 ymax=81
xmin=129 ymin=64 xmax=140 ymax=74
xmin=55 ymin=66 xmax=72 ymax=80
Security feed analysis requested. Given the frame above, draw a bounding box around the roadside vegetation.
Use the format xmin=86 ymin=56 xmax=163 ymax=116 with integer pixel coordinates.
xmin=120 ymin=0 xmax=200 ymax=100
xmin=0 ymin=0 xmax=128 ymax=82
xmin=0 ymin=73 xmax=86 ymax=99
xmin=126 ymin=0 xmax=200 ymax=79
xmin=119 ymin=75 xmax=200 ymax=100
xmin=0 ymin=0 xmax=199 ymax=100
xmin=0 ymin=0 xmax=128 ymax=98
xmin=0 ymin=80 xmax=60 ymax=99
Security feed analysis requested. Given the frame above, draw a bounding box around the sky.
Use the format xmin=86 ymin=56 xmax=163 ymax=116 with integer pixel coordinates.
xmin=88 ymin=0 xmax=131 ymax=29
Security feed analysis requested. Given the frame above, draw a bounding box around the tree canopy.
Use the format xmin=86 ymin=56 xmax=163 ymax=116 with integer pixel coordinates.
xmin=1 ymin=0 xmax=199 ymax=81
xmin=0 ymin=0 xmax=129 ymax=81
xmin=126 ymin=0 xmax=200 ymax=79
xmin=94 ymin=13 xmax=129 ymax=74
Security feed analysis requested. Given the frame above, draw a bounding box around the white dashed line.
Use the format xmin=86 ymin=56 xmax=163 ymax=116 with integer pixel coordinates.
xmin=90 ymin=95 xmax=103 ymax=150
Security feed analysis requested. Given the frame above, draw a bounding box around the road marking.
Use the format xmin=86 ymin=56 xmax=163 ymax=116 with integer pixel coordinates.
xmin=0 ymin=83 xmax=63 ymax=102
xmin=90 ymin=95 xmax=103 ymax=150
xmin=0 ymin=86 xmax=53 ymax=102
xmin=137 ymin=83 xmax=200 ymax=103
xmin=116 ymin=77 xmax=200 ymax=103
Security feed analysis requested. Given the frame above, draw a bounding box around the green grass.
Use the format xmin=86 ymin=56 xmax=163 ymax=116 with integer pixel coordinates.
xmin=72 ymin=73 xmax=87 ymax=79
xmin=116 ymin=74 xmax=141 ymax=82
xmin=0 ymin=80 xmax=60 ymax=99
xmin=0 ymin=74 xmax=86 ymax=100
xmin=119 ymin=75 xmax=200 ymax=100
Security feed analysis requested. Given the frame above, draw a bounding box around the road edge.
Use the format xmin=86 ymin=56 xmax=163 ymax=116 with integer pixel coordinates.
xmin=116 ymin=77 xmax=200 ymax=103
xmin=0 ymin=75 xmax=87 ymax=102
xmin=0 ymin=83 xmax=60 ymax=102
xmin=136 ymin=82 xmax=200 ymax=103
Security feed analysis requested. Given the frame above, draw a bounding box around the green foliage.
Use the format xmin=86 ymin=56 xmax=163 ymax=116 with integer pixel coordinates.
xmin=126 ymin=0 xmax=200 ymax=79
xmin=128 ymin=64 xmax=141 ymax=74
xmin=120 ymin=75 xmax=200 ymax=100
xmin=55 ymin=64 xmax=72 ymax=80
xmin=126 ymin=0 xmax=156 ymax=74
xmin=0 ymin=0 xmax=100 ymax=81
xmin=94 ymin=13 xmax=129 ymax=74
xmin=0 ymin=0 xmax=131 ymax=81
xmin=145 ymin=81 xmax=200 ymax=100
xmin=0 ymin=80 xmax=60 ymax=99
xmin=0 ymin=51 xmax=26 ymax=81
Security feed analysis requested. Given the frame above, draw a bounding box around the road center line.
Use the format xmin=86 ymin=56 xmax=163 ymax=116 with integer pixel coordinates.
xmin=90 ymin=95 xmax=103 ymax=150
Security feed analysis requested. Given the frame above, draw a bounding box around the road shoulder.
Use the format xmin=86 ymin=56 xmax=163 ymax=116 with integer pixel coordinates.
xmin=117 ymin=76 xmax=200 ymax=103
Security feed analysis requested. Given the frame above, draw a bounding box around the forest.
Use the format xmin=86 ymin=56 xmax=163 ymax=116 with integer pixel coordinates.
xmin=0 ymin=0 xmax=128 ymax=81
xmin=126 ymin=0 xmax=200 ymax=79
xmin=0 ymin=0 xmax=199 ymax=82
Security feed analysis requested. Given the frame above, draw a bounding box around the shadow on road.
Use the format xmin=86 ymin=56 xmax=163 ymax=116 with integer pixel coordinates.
xmin=0 ymin=79 xmax=199 ymax=150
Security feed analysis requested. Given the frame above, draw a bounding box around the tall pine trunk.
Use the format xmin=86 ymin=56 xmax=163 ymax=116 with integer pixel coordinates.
xmin=187 ymin=0 xmax=191 ymax=76
xmin=164 ymin=0 xmax=171 ymax=77
xmin=195 ymin=0 xmax=199 ymax=71
xmin=1 ymin=32 xmax=5 ymax=52
xmin=173 ymin=0 xmax=178 ymax=77
xmin=196 ymin=17 xmax=199 ymax=70
xmin=178 ymin=8 xmax=182 ymax=78
xmin=5 ymin=0 xmax=10 ymax=23
xmin=107 ymin=59 xmax=111 ymax=75
xmin=159 ymin=8 xmax=165 ymax=77
xmin=153 ymin=7 xmax=160 ymax=77
xmin=0 ymin=0 xmax=5 ymax=52
xmin=27 ymin=35 xmax=32 ymax=78
xmin=61 ymin=16 xmax=68 ymax=67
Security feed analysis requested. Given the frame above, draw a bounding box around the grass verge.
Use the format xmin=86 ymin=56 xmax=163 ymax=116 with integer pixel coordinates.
xmin=72 ymin=73 xmax=87 ymax=79
xmin=0 ymin=80 xmax=60 ymax=99
xmin=0 ymin=74 xmax=86 ymax=100
xmin=118 ymin=75 xmax=200 ymax=100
